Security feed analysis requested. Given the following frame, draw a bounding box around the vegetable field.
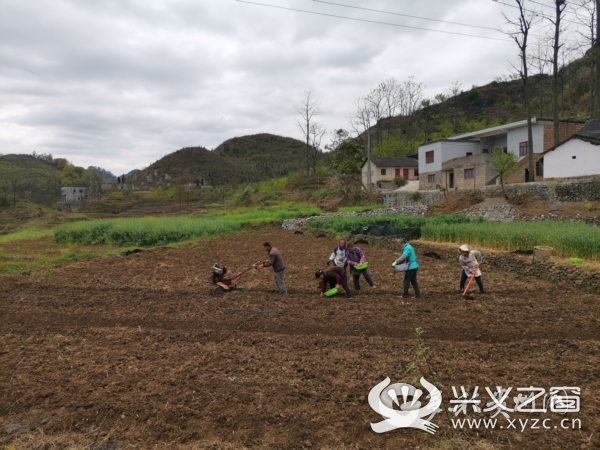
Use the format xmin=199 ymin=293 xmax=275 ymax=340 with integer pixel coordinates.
xmin=307 ymin=215 xmax=600 ymax=260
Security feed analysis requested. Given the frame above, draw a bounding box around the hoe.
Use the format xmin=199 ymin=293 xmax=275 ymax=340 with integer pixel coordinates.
xmin=209 ymin=261 xmax=263 ymax=292
xmin=462 ymin=262 xmax=480 ymax=300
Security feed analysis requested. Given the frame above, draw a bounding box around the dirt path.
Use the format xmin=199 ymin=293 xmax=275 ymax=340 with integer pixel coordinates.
xmin=1 ymin=231 xmax=599 ymax=449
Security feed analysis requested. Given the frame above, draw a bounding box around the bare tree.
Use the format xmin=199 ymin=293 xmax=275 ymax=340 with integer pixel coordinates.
xmin=347 ymin=96 xmax=373 ymax=143
xmin=573 ymin=0 xmax=597 ymax=115
xmin=365 ymin=87 xmax=385 ymax=146
xmin=530 ymin=38 xmax=551 ymax=118
xmin=596 ymin=0 xmax=600 ymax=116
xmin=379 ymin=78 xmax=403 ymax=135
xmin=308 ymin=122 xmax=326 ymax=184
xmin=547 ymin=0 xmax=569 ymax=144
xmin=502 ymin=0 xmax=539 ymax=182
xmin=295 ymin=89 xmax=323 ymax=180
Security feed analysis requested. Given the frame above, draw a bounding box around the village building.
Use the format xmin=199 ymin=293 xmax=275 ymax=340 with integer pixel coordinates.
xmin=361 ymin=157 xmax=419 ymax=190
xmin=542 ymin=120 xmax=600 ymax=181
xmin=418 ymin=118 xmax=584 ymax=190
xmin=61 ymin=187 xmax=88 ymax=203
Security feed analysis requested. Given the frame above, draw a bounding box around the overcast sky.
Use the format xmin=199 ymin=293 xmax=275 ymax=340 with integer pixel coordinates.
xmin=0 ymin=0 xmax=584 ymax=174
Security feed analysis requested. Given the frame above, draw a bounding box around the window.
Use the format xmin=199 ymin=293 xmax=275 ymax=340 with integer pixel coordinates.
xmin=466 ymin=152 xmax=473 ymax=156
xmin=426 ymin=151 xmax=434 ymax=164
xmin=381 ymin=169 xmax=386 ymax=176
xmin=414 ymin=169 xmax=419 ymax=176
xmin=395 ymin=168 xmax=400 ymax=176
xmin=482 ymin=149 xmax=489 ymax=154
xmin=519 ymin=141 xmax=529 ymax=157
xmin=464 ymin=168 xmax=474 ymax=179
xmin=427 ymin=174 xmax=435 ymax=183
xmin=572 ymin=155 xmax=576 ymax=159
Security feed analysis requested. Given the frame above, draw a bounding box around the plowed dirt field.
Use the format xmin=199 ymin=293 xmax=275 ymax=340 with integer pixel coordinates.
xmin=1 ymin=231 xmax=599 ymax=449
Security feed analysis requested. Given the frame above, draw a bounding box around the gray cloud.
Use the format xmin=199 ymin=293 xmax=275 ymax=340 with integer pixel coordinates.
xmin=0 ymin=0 xmax=586 ymax=174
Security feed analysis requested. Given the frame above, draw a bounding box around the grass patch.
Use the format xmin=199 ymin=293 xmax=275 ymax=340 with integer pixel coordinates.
xmin=336 ymin=204 xmax=387 ymax=213
xmin=306 ymin=214 xmax=477 ymax=234
xmin=54 ymin=204 xmax=321 ymax=246
xmin=0 ymin=229 xmax=53 ymax=243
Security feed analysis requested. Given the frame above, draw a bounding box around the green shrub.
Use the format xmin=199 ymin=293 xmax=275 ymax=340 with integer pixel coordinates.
xmin=109 ymin=192 xmax=124 ymax=201
xmin=394 ymin=176 xmax=407 ymax=187
xmin=409 ymin=191 xmax=422 ymax=202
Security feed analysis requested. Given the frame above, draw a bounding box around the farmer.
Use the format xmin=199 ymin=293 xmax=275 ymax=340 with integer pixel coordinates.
xmin=392 ymin=238 xmax=420 ymax=299
xmin=346 ymin=242 xmax=375 ymax=290
xmin=327 ymin=239 xmax=351 ymax=294
xmin=261 ymin=242 xmax=288 ymax=295
xmin=458 ymin=244 xmax=484 ymax=294
xmin=315 ymin=266 xmax=353 ymax=299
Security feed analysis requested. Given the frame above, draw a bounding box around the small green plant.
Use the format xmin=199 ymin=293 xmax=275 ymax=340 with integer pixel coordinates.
xmin=43 ymin=261 xmax=52 ymax=279
xmin=393 ymin=176 xmax=407 ymax=187
xmin=409 ymin=327 xmax=454 ymax=434
xmin=108 ymin=191 xmax=124 ymax=201
xmin=584 ymin=202 xmax=595 ymax=212
xmin=409 ymin=191 xmax=422 ymax=202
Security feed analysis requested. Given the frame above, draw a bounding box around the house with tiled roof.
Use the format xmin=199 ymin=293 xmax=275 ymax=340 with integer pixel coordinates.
xmin=542 ymin=120 xmax=600 ymax=180
xmin=361 ymin=157 xmax=419 ymax=190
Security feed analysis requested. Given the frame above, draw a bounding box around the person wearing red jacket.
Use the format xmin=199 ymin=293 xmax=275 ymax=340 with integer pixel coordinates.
xmin=315 ymin=266 xmax=352 ymax=298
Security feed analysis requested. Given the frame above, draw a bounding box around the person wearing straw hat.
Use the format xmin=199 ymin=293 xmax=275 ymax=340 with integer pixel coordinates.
xmin=392 ymin=238 xmax=420 ymax=299
xmin=458 ymin=244 xmax=484 ymax=295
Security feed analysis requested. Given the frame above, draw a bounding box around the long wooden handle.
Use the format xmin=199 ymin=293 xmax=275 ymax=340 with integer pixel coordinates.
xmin=462 ymin=263 xmax=480 ymax=296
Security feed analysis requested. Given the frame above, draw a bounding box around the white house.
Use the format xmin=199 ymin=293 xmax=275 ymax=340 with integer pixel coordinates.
xmin=543 ymin=120 xmax=600 ymax=180
xmin=417 ymin=118 xmax=584 ymax=189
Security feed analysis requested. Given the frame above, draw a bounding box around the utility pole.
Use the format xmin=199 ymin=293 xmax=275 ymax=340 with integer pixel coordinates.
xmin=367 ymin=132 xmax=372 ymax=194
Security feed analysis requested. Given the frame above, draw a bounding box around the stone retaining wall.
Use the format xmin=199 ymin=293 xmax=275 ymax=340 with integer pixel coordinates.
xmin=383 ymin=178 xmax=600 ymax=207
xmin=460 ymin=204 xmax=517 ymax=222
xmin=382 ymin=190 xmax=444 ymax=207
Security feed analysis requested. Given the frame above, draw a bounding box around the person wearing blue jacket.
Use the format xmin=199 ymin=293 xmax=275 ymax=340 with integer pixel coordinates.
xmin=393 ymin=237 xmax=421 ymax=299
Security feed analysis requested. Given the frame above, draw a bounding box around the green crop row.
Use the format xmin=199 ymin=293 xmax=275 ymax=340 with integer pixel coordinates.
xmin=53 ymin=204 xmax=320 ymax=246
xmin=307 ymin=215 xmax=600 ymax=260
xmin=423 ymin=221 xmax=600 ymax=259
xmin=305 ymin=214 xmax=481 ymax=233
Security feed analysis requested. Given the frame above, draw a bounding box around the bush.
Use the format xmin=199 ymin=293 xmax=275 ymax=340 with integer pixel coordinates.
xmin=109 ymin=192 xmax=124 ymax=201
xmin=409 ymin=191 xmax=422 ymax=202
xmin=394 ymin=176 xmax=407 ymax=187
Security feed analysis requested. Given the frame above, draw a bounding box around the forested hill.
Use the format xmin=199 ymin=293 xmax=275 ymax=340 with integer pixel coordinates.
xmin=213 ymin=134 xmax=308 ymax=180
xmin=140 ymin=133 xmax=309 ymax=186
xmin=363 ymin=52 xmax=596 ymax=157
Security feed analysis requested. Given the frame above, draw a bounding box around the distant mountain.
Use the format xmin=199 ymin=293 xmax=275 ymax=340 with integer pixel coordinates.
xmin=140 ymin=133 xmax=312 ymax=185
xmin=125 ymin=169 xmax=140 ymax=178
xmin=213 ymin=133 xmax=309 ymax=180
xmin=88 ymin=166 xmax=117 ymax=181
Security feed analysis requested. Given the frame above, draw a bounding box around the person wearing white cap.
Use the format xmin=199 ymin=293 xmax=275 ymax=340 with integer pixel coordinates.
xmin=458 ymin=244 xmax=484 ymax=294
